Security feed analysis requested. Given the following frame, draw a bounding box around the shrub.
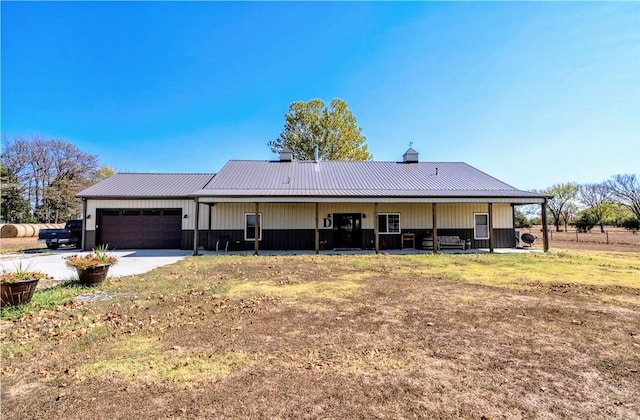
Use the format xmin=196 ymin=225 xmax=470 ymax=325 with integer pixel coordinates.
xmin=621 ymin=217 xmax=640 ymax=233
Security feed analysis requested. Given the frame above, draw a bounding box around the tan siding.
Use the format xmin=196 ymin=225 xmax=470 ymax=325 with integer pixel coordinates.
xmin=184 ymin=202 xmax=514 ymax=231
xmin=378 ymin=203 xmax=432 ymax=229
xmin=211 ymin=203 xmax=316 ymax=230
xmin=436 ymin=203 xmax=512 ymax=228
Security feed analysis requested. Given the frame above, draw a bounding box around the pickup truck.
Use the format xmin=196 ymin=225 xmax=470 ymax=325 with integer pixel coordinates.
xmin=38 ymin=220 xmax=83 ymax=250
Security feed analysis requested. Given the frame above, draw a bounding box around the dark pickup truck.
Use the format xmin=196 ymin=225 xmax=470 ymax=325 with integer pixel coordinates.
xmin=38 ymin=220 xmax=83 ymax=250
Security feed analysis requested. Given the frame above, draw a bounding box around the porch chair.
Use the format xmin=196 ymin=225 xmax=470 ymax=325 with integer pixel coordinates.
xmin=401 ymin=233 xmax=415 ymax=249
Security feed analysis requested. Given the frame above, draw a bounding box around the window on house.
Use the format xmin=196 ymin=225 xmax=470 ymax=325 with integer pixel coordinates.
xmin=245 ymin=213 xmax=262 ymax=241
xmin=378 ymin=213 xmax=400 ymax=234
xmin=474 ymin=213 xmax=489 ymax=239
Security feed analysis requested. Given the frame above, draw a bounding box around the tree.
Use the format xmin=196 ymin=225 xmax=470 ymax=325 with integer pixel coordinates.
xmin=608 ymin=174 xmax=640 ymax=221
xmin=578 ymin=182 xmax=612 ymax=233
xmin=1 ymin=135 xmax=101 ymax=223
xmin=268 ymin=98 xmax=372 ymax=161
xmin=621 ymin=217 xmax=640 ymax=233
xmin=514 ymin=208 xmax=532 ymax=228
xmin=573 ymin=211 xmax=596 ymax=233
xmin=0 ymin=165 xmax=30 ymax=223
xmin=542 ymin=183 xmax=578 ymax=232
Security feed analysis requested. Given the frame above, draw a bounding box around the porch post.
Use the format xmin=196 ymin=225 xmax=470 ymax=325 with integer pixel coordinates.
xmin=315 ymin=202 xmax=319 ymax=254
xmin=432 ymin=203 xmax=438 ymax=253
xmin=254 ymin=202 xmax=259 ymax=256
xmin=488 ymin=202 xmax=494 ymax=253
xmin=542 ymin=199 xmax=549 ymax=252
xmin=374 ymin=203 xmax=379 ymax=254
xmin=193 ymin=197 xmax=200 ymax=256
xmin=207 ymin=203 xmax=213 ymax=251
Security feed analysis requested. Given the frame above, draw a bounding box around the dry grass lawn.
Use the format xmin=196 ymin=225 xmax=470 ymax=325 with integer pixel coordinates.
xmin=1 ymin=250 xmax=639 ymax=419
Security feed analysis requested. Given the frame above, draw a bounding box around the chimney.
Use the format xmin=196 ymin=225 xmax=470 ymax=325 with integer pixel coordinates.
xmin=403 ymin=147 xmax=419 ymax=163
xmin=279 ymin=147 xmax=293 ymax=162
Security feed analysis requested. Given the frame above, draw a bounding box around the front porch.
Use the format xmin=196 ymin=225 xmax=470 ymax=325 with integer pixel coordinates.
xmin=191 ymin=200 xmax=550 ymax=255
xmin=194 ymin=247 xmax=544 ymax=257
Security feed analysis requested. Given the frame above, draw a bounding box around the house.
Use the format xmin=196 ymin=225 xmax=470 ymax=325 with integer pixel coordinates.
xmin=77 ymin=148 xmax=550 ymax=253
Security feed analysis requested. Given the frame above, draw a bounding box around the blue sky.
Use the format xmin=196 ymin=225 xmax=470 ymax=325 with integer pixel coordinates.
xmin=2 ymin=1 xmax=638 ymax=190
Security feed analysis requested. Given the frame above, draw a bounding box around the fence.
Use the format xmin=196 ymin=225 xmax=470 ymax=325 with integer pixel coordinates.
xmin=533 ymin=227 xmax=640 ymax=247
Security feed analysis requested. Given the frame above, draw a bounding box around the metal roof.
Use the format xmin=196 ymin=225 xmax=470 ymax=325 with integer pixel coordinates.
xmin=77 ymin=173 xmax=215 ymax=198
xmin=192 ymin=160 xmax=546 ymax=200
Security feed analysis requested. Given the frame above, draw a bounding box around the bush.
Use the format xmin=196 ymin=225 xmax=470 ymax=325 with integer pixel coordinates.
xmin=514 ymin=210 xmax=532 ymax=228
xmin=573 ymin=213 xmax=596 ymax=233
xmin=621 ymin=217 xmax=640 ymax=233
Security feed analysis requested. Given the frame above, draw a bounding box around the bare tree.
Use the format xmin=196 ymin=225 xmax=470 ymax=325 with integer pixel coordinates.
xmin=608 ymin=174 xmax=640 ymax=221
xmin=1 ymin=135 xmax=101 ymax=223
xmin=578 ymin=182 xmax=612 ymax=233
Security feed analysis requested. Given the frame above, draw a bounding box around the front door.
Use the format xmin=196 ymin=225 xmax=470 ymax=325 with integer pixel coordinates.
xmin=333 ymin=213 xmax=362 ymax=248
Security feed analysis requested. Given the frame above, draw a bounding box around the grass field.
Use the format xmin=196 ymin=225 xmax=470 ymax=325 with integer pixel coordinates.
xmin=1 ymin=250 xmax=639 ymax=418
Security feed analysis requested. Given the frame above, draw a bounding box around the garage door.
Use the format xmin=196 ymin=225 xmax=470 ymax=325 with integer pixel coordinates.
xmin=98 ymin=209 xmax=182 ymax=249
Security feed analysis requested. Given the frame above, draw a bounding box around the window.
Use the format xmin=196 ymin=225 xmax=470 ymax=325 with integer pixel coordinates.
xmin=245 ymin=213 xmax=262 ymax=241
xmin=378 ymin=213 xmax=400 ymax=234
xmin=474 ymin=213 xmax=489 ymax=239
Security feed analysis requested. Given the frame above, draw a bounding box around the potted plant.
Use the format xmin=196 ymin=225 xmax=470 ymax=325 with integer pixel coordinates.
xmin=64 ymin=244 xmax=118 ymax=286
xmin=0 ymin=262 xmax=51 ymax=307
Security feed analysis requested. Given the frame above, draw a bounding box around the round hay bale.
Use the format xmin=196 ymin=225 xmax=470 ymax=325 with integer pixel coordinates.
xmin=25 ymin=224 xmax=38 ymax=237
xmin=0 ymin=224 xmax=18 ymax=238
xmin=13 ymin=224 xmax=30 ymax=238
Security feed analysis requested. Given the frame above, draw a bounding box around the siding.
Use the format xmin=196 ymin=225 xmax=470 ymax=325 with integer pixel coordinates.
xmin=436 ymin=203 xmax=512 ymax=229
xmin=208 ymin=202 xmax=513 ymax=231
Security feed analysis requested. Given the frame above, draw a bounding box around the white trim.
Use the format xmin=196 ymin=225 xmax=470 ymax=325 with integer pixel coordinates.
xmin=474 ymin=213 xmax=489 ymax=240
xmin=378 ymin=213 xmax=401 ymax=234
xmin=244 ymin=212 xmax=262 ymax=241
xmin=197 ymin=196 xmax=545 ymax=204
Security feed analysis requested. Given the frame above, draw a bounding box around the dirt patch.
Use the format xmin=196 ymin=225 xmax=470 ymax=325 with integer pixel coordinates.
xmin=1 ymin=254 xmax=639 ymax=418
xmin=0 ymin=237 xmax=47 ymax=254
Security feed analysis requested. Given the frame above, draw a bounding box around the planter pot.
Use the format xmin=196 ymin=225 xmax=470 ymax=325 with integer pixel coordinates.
xmin=0 ymin=278 xmax=40 ymax=307
xmin=76 ymin=265 xmax=111 ymax=286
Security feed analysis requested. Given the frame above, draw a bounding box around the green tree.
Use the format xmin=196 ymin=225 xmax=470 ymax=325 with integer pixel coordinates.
xmin=621 ymin=217 xmax=640 ymax=233
xmin=268 ymin=98 xmax=372 ymax=161
xmin=542 ymin=183 xmax=578 ymax=232
xmin=578 ymin=182 xmax=612 ymax=233
xmin=514 ymin=209 xmax=532 ymax=228
xmin=573 ymin=211 xmax=596 ymax=233
xmin=0 ymin=165 xmax=30 ymax=222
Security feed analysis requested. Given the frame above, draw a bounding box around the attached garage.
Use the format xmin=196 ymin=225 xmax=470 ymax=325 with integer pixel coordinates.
xmin=77 ymin=173 xmax=216 ymax=251
xmin=98 ymin=209 xmax=183 ymax=249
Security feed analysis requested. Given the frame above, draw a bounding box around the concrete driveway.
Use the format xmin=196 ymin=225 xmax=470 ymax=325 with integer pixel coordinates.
xmin=0 ymin=249 xmax=193 ymax=282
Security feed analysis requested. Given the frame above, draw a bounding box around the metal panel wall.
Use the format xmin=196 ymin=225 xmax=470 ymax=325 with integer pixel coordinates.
xmin=208 ymin=202 xmax=513 ymax=231
xmin=85 ymin=199 xmax=196 ymax=230
xmin=437 ymin=203 xmax=512 ymax=228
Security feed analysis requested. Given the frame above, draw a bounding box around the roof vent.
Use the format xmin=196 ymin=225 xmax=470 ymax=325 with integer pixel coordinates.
xmin=403 ymin=148 xmax=419 ymax=163
xmin=279 ymin=147 xmax=293 ymax=162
